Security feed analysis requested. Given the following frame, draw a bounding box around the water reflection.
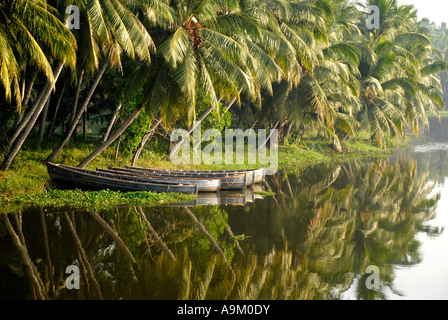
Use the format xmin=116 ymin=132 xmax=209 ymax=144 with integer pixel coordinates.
xmin=398 ymin=116 xmax=448 ymax=181
xmin=0 ymin=157 xmax=442 ymax=300
xmin=170 ymin=186 xmax=265 ymax=207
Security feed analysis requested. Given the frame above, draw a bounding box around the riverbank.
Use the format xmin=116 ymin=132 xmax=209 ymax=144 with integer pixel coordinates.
xmin=0 ymin=132 xmax=404 ymax=209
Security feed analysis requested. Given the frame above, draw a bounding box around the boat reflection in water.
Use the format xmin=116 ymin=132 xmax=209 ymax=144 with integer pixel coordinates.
xmin=172 ymin=185 xmax=266 ymax=207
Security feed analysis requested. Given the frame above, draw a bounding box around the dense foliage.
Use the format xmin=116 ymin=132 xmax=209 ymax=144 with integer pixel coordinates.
xmin=1 ymin=0 xmax=447 ymax=170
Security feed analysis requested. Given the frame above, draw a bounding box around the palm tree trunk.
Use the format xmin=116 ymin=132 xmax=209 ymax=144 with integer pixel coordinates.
xmin=66 ymin=70 xmax=84 ymax=144
xmin=170 ymin=95 xmax=237 ymax=156
xmin=169 ymin=102 xmax=220 ymax=156
xmin=9 ymin=81 xmax=49 ymax=146
xmin=69 ymin=69 xmax=84 ymax=128
xmin=225 ymin=225 xmax=245 ymax=256
xmin=77 ymin=102 xmax=145 ymax=168
xmin=1 ymin=61 xmax=65 ymax=171
xmin=102 ymin=103 xmax=122 ymax=143
xmin=45 ymin=61 xmax=108 ymax=163
xmin=48 ymin=80 xmax=66 ymax=138
xmin=283 ymin=121 xmax=293 ymax=144
xmin=22 ymin=70 xmax=37 ymax=106
xmin=192 ymin=96 xmax=238 ymax=151
xmin=13 ymin=69 xmax=37 ymax=129
xmin=20 ymin=64 xmax=27 ymax=102
xmin=183 ymin=206 xmax=234 ymax=275
xmin=114 ymin=134 xmax=122 ymax=162
xmin=131 ymin=116 xmax=162 ymax=166
xmin=39 ymin=208 xmax=55 ymax=298
xmin=259 ymin=120 xmax=280 ymax=150
xmin=38 ymin=95 xmax=51 ymax=145
xmin=82 ymin=110 xmax=87 ymax=140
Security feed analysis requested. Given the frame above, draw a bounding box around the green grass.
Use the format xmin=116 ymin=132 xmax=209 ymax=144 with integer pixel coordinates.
xmin=276 ymin=131 xmax=402 ymax=171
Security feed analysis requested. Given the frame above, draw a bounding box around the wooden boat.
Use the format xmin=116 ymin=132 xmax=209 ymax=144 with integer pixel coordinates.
xmin=104 ymin=167 xmax=249 ymax=189
xmin=91 ymin=167 xmax=220 ymax=192
xmin=112 ymin=166 xmax=256 ymax=187
xmin=128 ymin=165 xmax=266 ymax=183
xmin=47 ymin=163 xmax=199 ymax=194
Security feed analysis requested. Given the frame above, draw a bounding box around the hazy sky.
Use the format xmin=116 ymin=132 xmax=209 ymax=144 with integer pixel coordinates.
xmin=397 ymin=0 xmax=448 ymax=25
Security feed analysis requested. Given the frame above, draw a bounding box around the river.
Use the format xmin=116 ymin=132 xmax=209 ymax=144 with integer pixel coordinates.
xmin=1 ymin=117 xmax=448 ymax=300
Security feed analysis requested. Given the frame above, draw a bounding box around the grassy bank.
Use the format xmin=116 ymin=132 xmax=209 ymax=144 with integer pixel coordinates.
xmin=278 ymin=131 xmax=404 ymax=171
xmin=0 ymin=138 xmax=198 ymax=211
xmin=0 ymin=131 xmax=404 ymax=210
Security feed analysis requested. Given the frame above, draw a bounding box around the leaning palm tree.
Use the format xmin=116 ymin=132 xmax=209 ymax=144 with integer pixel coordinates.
xmin=0 ymin=0 xmax=76 ymax=108
xmin=45 ymin=0 xmax=155 ymax=163
xmin=0 ymin=0 xmax=77 ymax=171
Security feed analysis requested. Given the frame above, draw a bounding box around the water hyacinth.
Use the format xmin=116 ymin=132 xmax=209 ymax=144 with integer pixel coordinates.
xmin=0 ymin=189 xmax=195 ymax=210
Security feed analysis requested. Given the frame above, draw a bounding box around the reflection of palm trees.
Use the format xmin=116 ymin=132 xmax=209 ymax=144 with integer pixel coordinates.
xmin=63 ymin=212 xmax=104 ymax=300
xmin=39 ymin=208 xmax=54 ymax=298
xmin=135 ymin=206 xmax=176 ymax=262
xmin=90 ymin=210 xmax=138 ymax=267
xmin=257 ymin=158 xmax=441 ymax=299
xmin=301 ymin=159 xmax=440 ymax=299
xmin=1 ymin=213 xmax=46 ymax=299
xmin=0 ymin=158 xmax=442 ymax=300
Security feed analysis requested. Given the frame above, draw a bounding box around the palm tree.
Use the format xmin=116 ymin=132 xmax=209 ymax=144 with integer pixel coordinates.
xmin=431 ymin=23 xmax=448 ymax=107
xmin=150 ymin=0 xmax=269 ymax=118
xmin=76 ymin=0 xmax=292 ymax=167
xmin=255 ymin=0 xmax=362 ymax=151
xmin=45 ymin=0 xmax=155 ymax=163
xmin=0 ymin=0 xmax=76 ymax=108
xmin=0 ymin=0 xmax=77 ymax=170
xmin=356 ymin=0 xmax=446 ymax=147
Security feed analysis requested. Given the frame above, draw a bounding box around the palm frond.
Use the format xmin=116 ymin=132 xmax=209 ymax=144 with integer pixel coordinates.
xmin=158 ymin=27 xmax=190 ymax=69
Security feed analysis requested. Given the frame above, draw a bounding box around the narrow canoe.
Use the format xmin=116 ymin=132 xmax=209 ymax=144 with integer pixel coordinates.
xmin=128 ymin=166 xmax=265 ymax=183
xmin=104 ymin=167 xmax=248 ymax=189
xmin=47 ymin=163 xmax=199 ymax=194
xmin=92 ymin=168 xmax=220 ymax=192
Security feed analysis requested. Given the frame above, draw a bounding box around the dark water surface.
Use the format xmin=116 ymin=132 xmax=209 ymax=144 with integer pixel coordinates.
xmin=1 ymin=118 xmax=448 ymax=300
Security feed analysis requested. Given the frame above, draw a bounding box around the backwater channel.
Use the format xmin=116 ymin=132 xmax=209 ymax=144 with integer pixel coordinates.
xmin=1 ymin=117 xmax=448 ymax=300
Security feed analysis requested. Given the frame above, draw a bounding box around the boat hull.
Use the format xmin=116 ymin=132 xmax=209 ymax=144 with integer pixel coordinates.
xmin=105 ymin=167 xmax=248 ymax=189
xmin=128 ymin=166 xmax=265 ymax=183
xmin=47 ymin=163 xmax=199 ymax=194
xmin=94 ymin=168 xmax=220 ymax=192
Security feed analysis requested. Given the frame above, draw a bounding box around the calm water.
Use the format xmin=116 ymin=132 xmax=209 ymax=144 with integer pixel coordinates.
xmin=1 ymin=118 xmax=448 ymax=300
